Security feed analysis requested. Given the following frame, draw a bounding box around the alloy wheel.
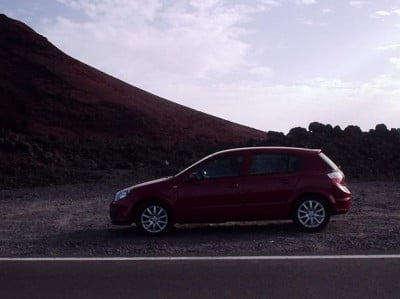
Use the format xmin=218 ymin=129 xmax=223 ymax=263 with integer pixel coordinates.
xmin=297 ymin=200 xmax=326 ymax=228
xmin=140 ymin=205 xmax=169 ymax=234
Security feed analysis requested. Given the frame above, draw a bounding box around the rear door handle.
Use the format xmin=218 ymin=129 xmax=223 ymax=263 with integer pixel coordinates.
xmin=280 ymin=179 xmax=290 ymax=185
xmin=230 ymin=183 xmax=239 ymax=188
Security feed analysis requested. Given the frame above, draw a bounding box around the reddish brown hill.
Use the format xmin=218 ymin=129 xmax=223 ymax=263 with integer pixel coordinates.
xmin=0 ymin=14 xmax=265 ymax=142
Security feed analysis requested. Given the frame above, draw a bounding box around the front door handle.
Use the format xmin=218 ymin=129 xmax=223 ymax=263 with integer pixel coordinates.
xmin=230 ymin=183 xmax=239 ymax=188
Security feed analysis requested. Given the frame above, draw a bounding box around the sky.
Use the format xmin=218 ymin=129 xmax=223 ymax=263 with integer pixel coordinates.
xmin=1 ymin=0 xmax=400 ymax=133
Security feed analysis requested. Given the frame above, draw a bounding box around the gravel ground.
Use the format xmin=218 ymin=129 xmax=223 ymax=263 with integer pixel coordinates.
xmin=1 ymin=180 xmax=400 ymax=257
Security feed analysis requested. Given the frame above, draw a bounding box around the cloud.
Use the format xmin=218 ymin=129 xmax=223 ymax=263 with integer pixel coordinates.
xmin=259 ymin=0 xmax=281 ymax=7
xmin=375 ymin=10 xmax=391 ymax=16
xmin=322 ymin=8 xmax=332 ymax=14
xmin=302 ymin=19 xmax=327 ymax=26
xmin=372 ymin=8 xmax=400 ymax=19
xmin=45 ymin=0 xmax=277 ymax=84
xmin=349 ymin=1 xmax=367 ymax=9
xmin=296 ymin=0 xmax=317 ymax=6
xmin=376 ymin=44 xmax=400 ymax=51
xmin=57 ymin=0 xmax=163 ymax=21
xmin=389 ymin=57 xmax=400 ymax=68
xmin=248 ymin=66 xmax=273 ymax=77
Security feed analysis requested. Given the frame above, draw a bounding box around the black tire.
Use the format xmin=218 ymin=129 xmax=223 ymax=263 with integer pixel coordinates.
xmin=135 ymin=201 xmax=171 ymax=235
xmin=292 ymin=198 xmax=330 ymax=232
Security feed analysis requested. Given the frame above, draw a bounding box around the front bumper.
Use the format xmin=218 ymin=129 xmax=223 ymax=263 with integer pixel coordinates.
xmin=110 ymin=200 xmax=133 ymax=225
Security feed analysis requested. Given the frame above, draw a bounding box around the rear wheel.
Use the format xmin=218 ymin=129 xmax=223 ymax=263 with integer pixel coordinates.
xmin=293 ymin=198 xmax=330 ymax=232
xmin=136 ymin=202 xmax=170 ymax=235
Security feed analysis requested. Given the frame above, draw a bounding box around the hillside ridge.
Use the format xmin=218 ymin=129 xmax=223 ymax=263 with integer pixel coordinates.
xmin=0 ymin=14 xmax=265 ymax=142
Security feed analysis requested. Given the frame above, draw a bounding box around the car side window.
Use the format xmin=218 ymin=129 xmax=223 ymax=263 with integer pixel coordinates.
xmin=250 ymin=154 xmax=301 ymax=175
xmin=197 ymin=154 xmax=244 ymax=179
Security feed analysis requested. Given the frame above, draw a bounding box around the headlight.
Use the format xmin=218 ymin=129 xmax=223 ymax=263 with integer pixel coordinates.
xmin=114 ymin=187 xmax=133 ymax=202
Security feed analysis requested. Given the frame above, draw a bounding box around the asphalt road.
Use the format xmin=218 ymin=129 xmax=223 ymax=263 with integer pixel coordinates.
xmin=1 ymin=256 xmax=400 ymax=299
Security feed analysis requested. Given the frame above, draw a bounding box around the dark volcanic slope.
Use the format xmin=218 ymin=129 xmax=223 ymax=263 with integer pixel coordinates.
xmin=0 ymin=14 xmax=265 ymax=142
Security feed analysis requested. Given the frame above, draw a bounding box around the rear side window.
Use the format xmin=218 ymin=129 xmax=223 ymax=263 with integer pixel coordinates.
xmin=250 ymin=154 xmax=302 ymax=175
xmin=197 ymin=154 xmax=244 ymax=179
xmin=319 ymin=153 xmax=339 ymax=170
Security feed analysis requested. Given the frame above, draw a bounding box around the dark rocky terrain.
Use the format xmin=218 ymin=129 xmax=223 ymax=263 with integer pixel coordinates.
xmin=1 ymin=180 xmax=399 ymax=257
xmin=2 ymin=121 xmax=400 ymax=188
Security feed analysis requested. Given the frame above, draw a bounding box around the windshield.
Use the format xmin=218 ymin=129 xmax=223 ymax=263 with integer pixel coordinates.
xmin=174 ymin=152 xmax=216 ymax=177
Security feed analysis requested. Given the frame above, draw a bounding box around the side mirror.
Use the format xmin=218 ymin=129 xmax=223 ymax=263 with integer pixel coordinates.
xmin=188 ymin=170 xmax=207 ymax=181
xmin=189 ymin=172 xmax=199 ymax=181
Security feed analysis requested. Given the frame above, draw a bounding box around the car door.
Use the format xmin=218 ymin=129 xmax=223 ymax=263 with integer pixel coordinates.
xmin=174 ymin=154 xmax=245 ymax=223
xmin=241 ymin=153 xmax=301 ymax=220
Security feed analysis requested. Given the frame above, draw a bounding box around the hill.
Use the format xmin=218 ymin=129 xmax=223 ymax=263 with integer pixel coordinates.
xmin=0 ymin=14 xmax=266 ymax=187
xmin=0 ymin=14 xmax=265 ymax=142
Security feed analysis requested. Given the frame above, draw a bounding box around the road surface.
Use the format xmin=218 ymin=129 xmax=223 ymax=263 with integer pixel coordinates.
xmin=1 ymin=256 xmax=399 ymax=298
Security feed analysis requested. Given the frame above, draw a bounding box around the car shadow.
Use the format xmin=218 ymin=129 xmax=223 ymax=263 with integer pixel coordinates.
xmin=30 ymin=221 xmax=329 ymax=256
xmin=169 ymin=221 xmax=299 ymax=236
xmin=46 ymin=220 xmax=300 ymax=244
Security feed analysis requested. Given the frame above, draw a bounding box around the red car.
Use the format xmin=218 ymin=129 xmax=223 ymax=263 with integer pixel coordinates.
xmin=110 ymin=147 xmax=351 ymax=234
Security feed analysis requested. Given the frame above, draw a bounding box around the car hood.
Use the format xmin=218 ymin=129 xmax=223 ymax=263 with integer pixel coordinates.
xmin=132 ymin=176 xmax=172 ymax=189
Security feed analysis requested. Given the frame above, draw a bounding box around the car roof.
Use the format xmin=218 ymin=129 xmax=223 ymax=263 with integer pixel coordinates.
xmin=212 ymin=146 xmax=321 ymax=156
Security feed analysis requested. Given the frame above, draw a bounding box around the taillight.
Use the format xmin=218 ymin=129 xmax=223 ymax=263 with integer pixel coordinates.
xmin=328 ymin=171 xmax=350 ymax=192
xmin=327 ymin=171 xmax=344 ymax=184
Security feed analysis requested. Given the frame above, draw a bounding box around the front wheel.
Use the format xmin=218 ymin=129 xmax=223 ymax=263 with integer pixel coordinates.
xmin=136 ymin=202 xmax=171 ymax=235
xmin=293 ymin=198 xmax=330 ymax=232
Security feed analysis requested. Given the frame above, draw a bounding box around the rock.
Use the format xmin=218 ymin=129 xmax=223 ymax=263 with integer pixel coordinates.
xmin=375 ymin=123 xmax=388 ymax=134
xmin=333 ymin=125 xmax=342 ymax=134
xmin=344 ymin=125 xmax=362 ymax=134
xmin=267 ymin=131 xmax=285 ymax=139
xmin=308 ymin=122 xmax=326 ymax=133
xmin=288 ymin=127 xmax=308 ymax=137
